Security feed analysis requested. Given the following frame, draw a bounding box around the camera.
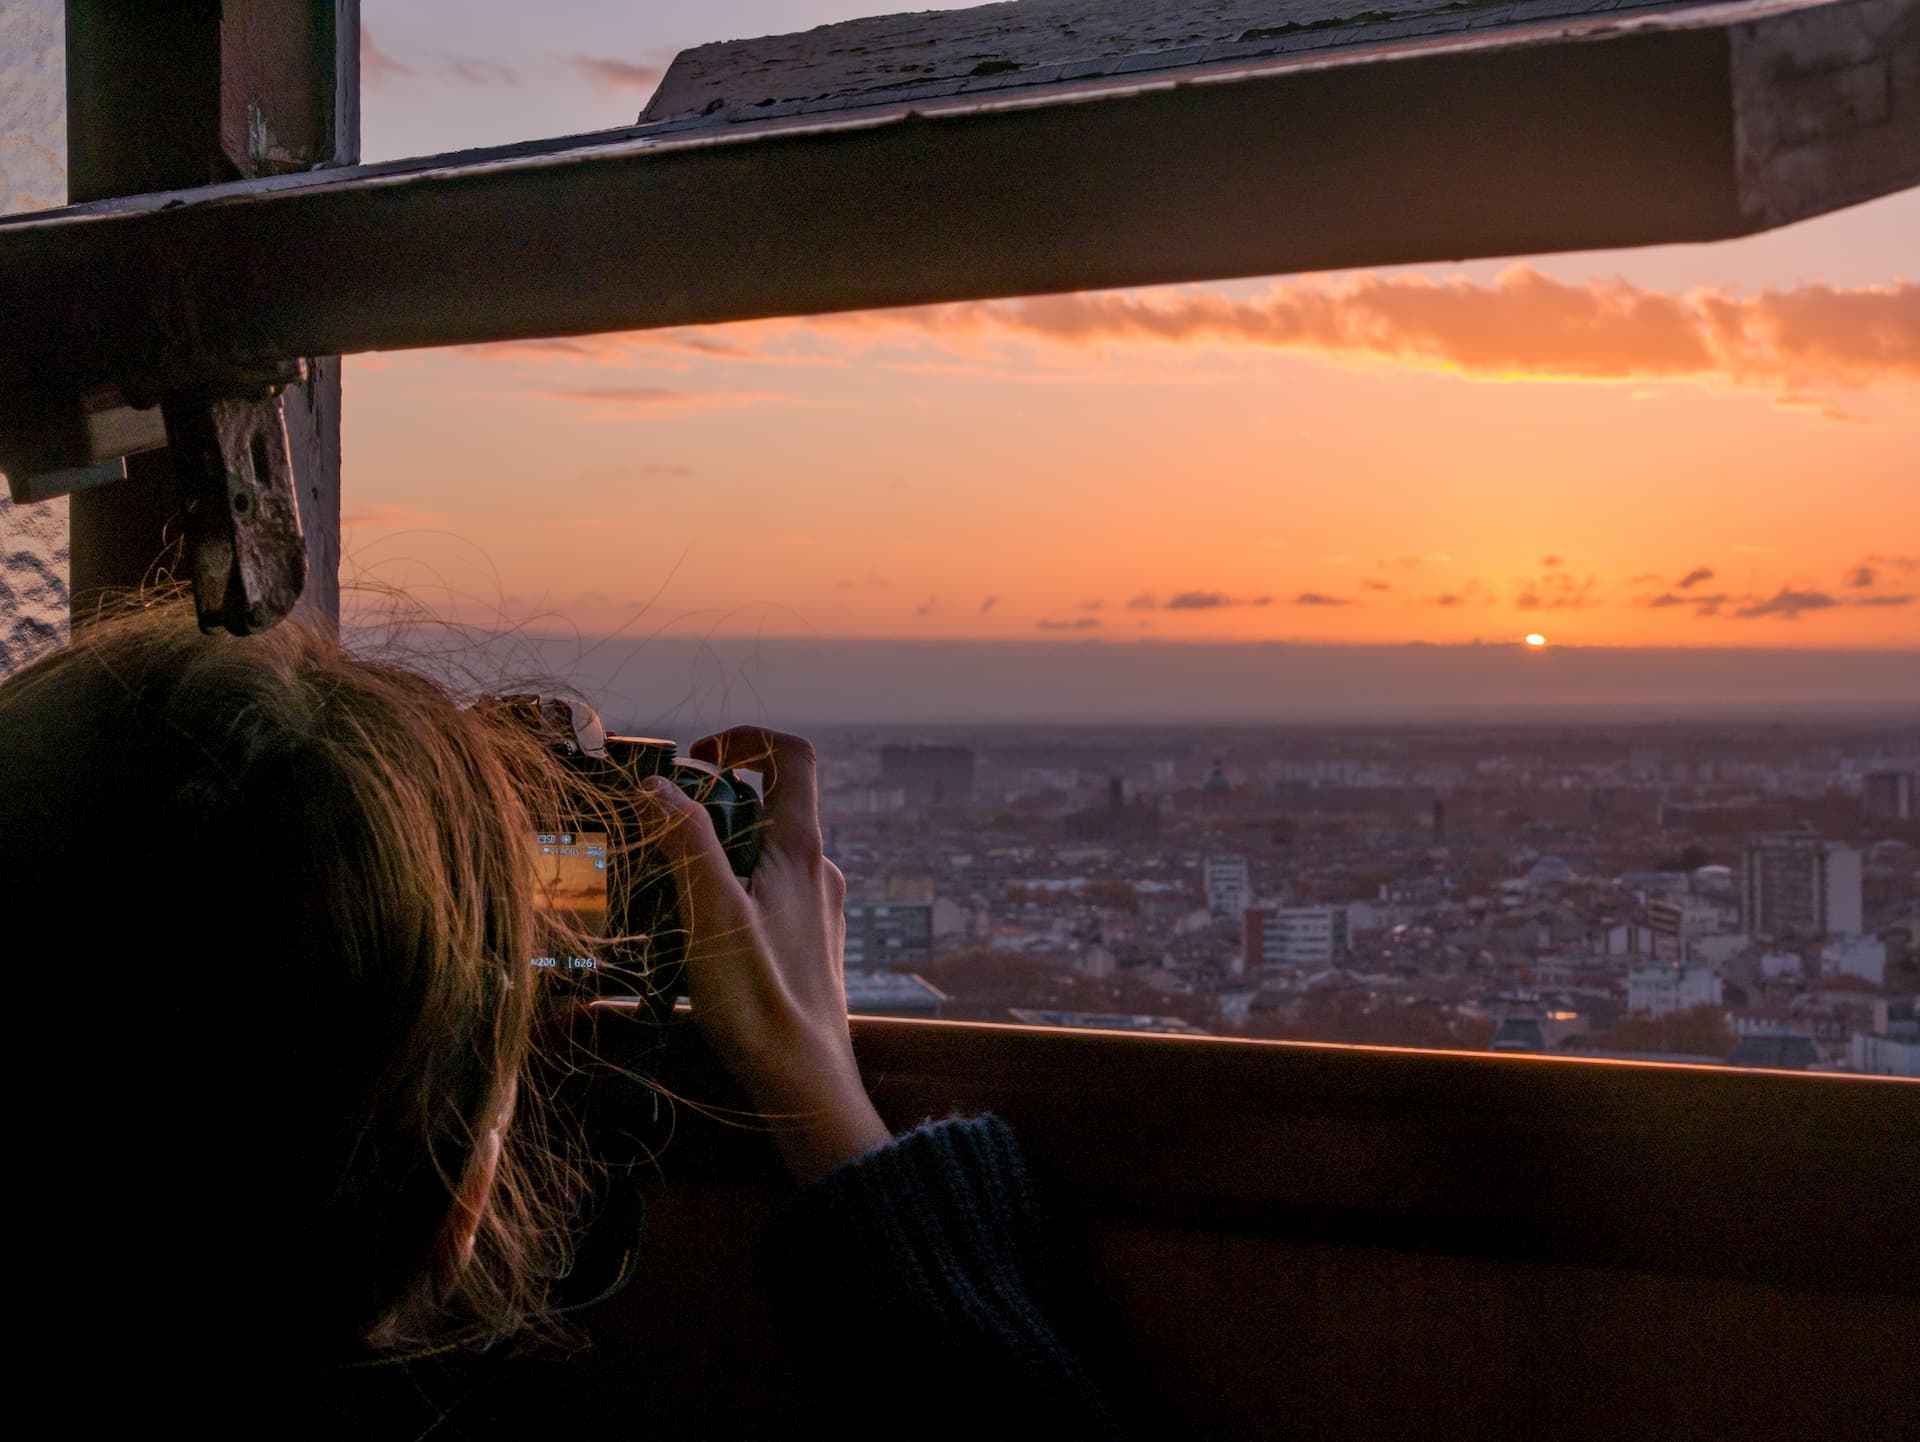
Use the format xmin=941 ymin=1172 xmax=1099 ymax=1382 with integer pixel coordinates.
xmin=482 ymin=695 xmax=767 ymax=1313
xmin=486 ymin=694 xmax=763 ymax=1009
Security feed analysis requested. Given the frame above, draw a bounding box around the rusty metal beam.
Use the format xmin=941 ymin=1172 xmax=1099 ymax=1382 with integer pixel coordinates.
xmin=3 ymin=0 xmax=1914 ymax=418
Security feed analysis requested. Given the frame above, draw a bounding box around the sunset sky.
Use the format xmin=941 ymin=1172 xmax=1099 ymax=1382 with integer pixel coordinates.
xmin=342 ymin=0 xmax=1920 ymax=661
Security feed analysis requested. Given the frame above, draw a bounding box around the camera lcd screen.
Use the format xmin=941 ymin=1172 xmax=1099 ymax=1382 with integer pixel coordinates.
xmin=531 ymin=830 xmax=608 ymax=972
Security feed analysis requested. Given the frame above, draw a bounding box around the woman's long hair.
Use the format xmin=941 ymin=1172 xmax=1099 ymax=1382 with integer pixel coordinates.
xmin=0 ymin=595 xmax=621 ymax=1386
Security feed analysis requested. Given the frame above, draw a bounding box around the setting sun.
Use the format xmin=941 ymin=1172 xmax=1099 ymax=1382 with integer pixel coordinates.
xmin=1526 ymin=634 xmax=1548 ymax=647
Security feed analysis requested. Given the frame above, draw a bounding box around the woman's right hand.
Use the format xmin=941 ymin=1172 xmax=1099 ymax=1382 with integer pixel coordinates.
xmin=642 ymin=726 xmax=891 ymax=1185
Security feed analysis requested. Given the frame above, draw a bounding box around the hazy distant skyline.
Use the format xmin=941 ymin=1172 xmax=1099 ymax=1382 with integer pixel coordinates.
xmin=344 ymin=1 xmax=1920 ymax=673
xmin=349 ymin=625 xmax=1920 ymax=730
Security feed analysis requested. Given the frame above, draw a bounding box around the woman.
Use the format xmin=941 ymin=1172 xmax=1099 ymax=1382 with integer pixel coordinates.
xmin=0 ymin=600 xmax=1124 ymax=1438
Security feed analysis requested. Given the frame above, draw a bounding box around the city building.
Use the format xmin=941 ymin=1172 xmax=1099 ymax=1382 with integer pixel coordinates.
xmin=844 ymin=876 xmax=937 ymax=969
xmin=1199 ymin=756 xmax=1233 ymax=811
xmin=1820 ymin=934 xmax=1888 ymax=986
xmin=843 ymin=970 xmax=950 ymax=1018
xmin=1243 ymin=905 xmax=1349 ymax=972
xmin=1626 ymin=962 xmax=1724 ymax=1019
xmin=1847 ymin=1032 xmax=1920 ymax=1077
xmin=1007 ymin=1009 xmax=1210 ymax=1036
xmin=1863 ymin=769 xmax=1915 ymax=821
xmin=1739 ymin=836 xmax=1863 ymax=940
xmin=1203 ymin=854 xmax=1251 ymax=917
xmin=878 ymin=743 xmax=975 ymax=802
xmin=1640 ymin=896 xmax=1731 ymax=962
xmin=1066 ymin=775 xmax=1161 ymax=843
xmin=1726 ymin=1028 xmax=1822 ymax=1070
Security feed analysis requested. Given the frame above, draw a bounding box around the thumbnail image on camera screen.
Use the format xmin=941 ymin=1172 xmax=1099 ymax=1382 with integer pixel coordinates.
xmin=531 ymin=830 xmax=608 ymax=973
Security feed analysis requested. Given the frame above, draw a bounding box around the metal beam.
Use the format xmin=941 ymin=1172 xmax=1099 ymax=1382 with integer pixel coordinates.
xmin=2 ymin=0 xmax=1914 ymax=411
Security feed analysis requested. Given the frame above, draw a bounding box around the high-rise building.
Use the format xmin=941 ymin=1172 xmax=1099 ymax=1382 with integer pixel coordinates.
xmin=1203 ymin=854 xmax=1250 ymax=917
xmin=878 ymin=744 xmax=975 ymax=803
xmin=1864 ymin=769 xmax=1915 ymax=821
xmin=1739 ymin=835 xmax=1863 ymax=941
xmin=844 ymin=876 xmax=936 ymax=968
xmin=1199 ymin=756 xmax=1233 ymax=811
xmin=1243 ymin=905 xmax=1349 ymax=972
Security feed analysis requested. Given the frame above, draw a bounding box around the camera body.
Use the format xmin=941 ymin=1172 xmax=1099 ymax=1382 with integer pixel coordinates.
xmin=479 ymin=697 xmax=766 ymax=1308
xmin=490 ymin=694 xmax=763 ymax=1007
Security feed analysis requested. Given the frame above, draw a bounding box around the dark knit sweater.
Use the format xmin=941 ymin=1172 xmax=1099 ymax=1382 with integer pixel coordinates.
xmin=765 ymin=1114 xmax=1126 ymax=1439
xmin=307 ymin=1114 xmax=1125 ymax=1439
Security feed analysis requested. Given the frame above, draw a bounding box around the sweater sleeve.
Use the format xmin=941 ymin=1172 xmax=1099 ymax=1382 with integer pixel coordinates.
xmin=763 ymin=1114 xmax=1128 ymax=1440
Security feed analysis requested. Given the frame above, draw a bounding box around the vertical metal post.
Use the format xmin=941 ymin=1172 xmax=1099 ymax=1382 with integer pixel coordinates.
xmin=64 ymin=0 xmax=355 ymax=627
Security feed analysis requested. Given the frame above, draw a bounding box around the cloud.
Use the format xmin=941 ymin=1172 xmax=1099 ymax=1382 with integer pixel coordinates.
xmin=1866 ymin=554 xmax=1920 ymax=571
xmin=1541 ymin=555 xmax=1563 ymax=569
xmin=1361 ymin=580 xmax=1392 ymax=592
xmin=1163 ymin=591 xmax=1273 ymax=610
xmin=1733 ymin=588 xmax=1839 ymax=620
xmin=788 ymin=266 xmax=1920 ymax=407
xmin=556 ymin=55 xmax=667 ymax=93
xmin=1645 ymin=591 xmax=1729 ymax=612
xmin=1854 ymin=593 xmax=1914 ymax=608
xmin=1844 ymin=564 xmax=1877 ymax=589
xmin=1516 ymin=572 xmax=1600 ymax=611
xmin=979 ymin=596 xmax=1000 ymax=614
xmin=1772 ymin=393 xmax=1873 ymax=424
xmin=1429 ymin=579 xmax=1493 ymax=608
xmin=1037 ymin=617 xmax=1102 ymax=631
xmin=460 ymin=335 xmax=636 ymax=364
xmin=1166 ymin=592 xmax=1228 ymax=610
xmin=458 ymin=266 xmax=1920 ymax=422
xmin=360 ymin=25 xmax=416 ymax=86
xmin=544 ymin=386 xmax=693 ymax=408
xmin=1675 ymin=567 xmax=1715 ymax=590
xmin=1079 ymin=599 xmax=1104 ymax=611
xmin=541 ymin=386 xmax=778 ymax=413
xmin=1126 ymin=592 xmax=1159 ymax=610
xmin=357 ymin=27 xmax=528 ymax=90
xmin=463 ymin=330 xmax=753 ymax=366
xmin=1294 ymin=592 xmax=1353 ymax=607
xmin=342 ymin=504 xmax=443 ymax=531
xmin=441 ymin=57 xmax=522 ymax=87
xmin=915 ymin=598 xmax=937 ymax=617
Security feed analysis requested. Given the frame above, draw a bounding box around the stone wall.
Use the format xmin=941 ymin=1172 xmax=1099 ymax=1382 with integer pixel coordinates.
xmin=0 ymin=0 xmax=68 ymax=674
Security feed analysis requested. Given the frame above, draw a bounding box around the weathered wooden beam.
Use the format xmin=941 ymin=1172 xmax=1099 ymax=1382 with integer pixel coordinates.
xmin=62 ymin=1 xmax=221 ymax=616
xmin=3 ymin=0 xmax=1913 ymax=412
xmin=54 ymin=1 xmax=354 ymax=624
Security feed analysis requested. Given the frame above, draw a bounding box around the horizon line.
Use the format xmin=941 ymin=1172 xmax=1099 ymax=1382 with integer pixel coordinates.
xmin=344 ymin=622 xmax=1920 ymax=656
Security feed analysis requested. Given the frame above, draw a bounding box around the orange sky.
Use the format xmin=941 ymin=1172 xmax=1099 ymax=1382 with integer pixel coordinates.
xmin=342 ymin=5 xmax=1920 ymax=654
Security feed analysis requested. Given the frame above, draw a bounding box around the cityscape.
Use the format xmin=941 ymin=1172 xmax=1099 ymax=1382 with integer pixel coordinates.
xmin=781 ymin=719 xmax=1920 ymax=1075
